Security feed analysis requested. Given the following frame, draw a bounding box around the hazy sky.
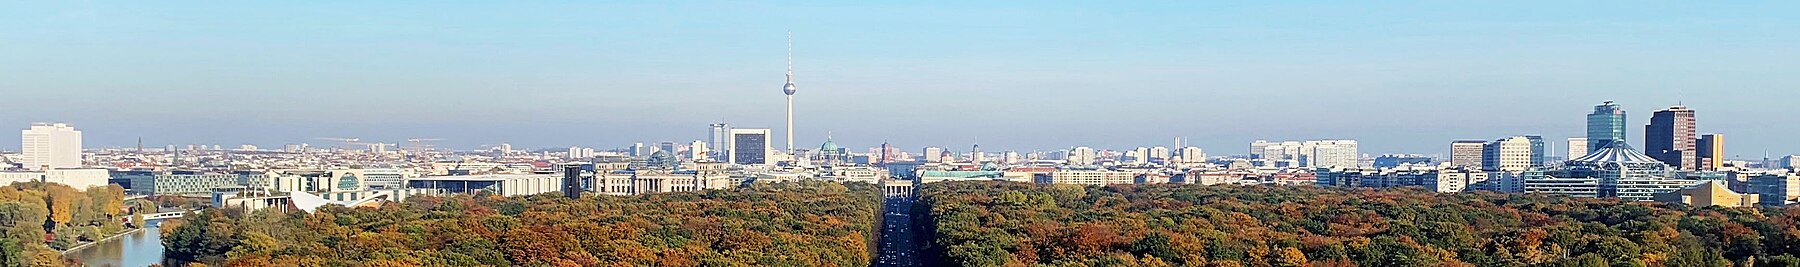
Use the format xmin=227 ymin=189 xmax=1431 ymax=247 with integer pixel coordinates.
xmin=3 ymin=1 xmax=1797 ymax=157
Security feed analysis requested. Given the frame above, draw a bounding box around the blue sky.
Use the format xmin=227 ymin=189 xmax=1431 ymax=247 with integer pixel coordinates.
xmin=2 ymin=1 xmax=1797 ymax=157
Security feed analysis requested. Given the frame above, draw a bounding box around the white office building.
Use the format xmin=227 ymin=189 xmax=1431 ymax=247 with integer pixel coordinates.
xmin=1067 ymin=147 xmax=1096 ymax=166
xmin=21 ymin=123 xmax=82 ymax=170
xmin=1307 ymin=140 xmax=1359 ymax=168
xmin=1178 ymin=147 xmax=1205 ymax=163
xmin=1567 ymin=137 xmax=1589 ymax=159
xmin=1483 ymin=136 xmax=1545 ymax=172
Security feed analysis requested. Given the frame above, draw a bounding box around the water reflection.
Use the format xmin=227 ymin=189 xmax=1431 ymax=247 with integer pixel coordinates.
xmin=69 ymin=220 xmax=164 ymax=267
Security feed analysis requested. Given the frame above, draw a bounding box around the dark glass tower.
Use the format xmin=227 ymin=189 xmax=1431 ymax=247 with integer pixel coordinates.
xmin=1586 ymin=101 xmax=1627 ymax=154
xmin=1645 ymin=105 xmax=1697 ymax=170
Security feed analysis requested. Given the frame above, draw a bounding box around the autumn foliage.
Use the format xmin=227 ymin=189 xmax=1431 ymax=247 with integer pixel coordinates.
xmin=162 ymin=181 xmax=882 ymax=267
xmin=918 ymin=181 xmax=1800 ymax=267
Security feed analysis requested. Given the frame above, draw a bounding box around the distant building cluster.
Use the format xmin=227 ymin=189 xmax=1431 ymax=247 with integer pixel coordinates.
xmin=3 ymin=59 xmax=1796 ymax=213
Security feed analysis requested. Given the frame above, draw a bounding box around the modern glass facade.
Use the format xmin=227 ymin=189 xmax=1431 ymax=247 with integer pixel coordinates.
xmin=1586 ymin=101 xmax=1627 ymax=154
xmin=732 ymin=133 xmax=767 ymax=165
xmin=1541 ymin=143 xmax=1696 ymax=201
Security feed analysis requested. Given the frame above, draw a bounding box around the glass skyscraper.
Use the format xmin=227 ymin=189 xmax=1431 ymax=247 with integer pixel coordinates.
xmin=1586 ymin=101 xmax=1627 ymax=154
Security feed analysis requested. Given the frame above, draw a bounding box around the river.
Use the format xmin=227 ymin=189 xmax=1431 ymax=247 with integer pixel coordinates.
xmin=68 ymin=220 xmax=165 ymax=267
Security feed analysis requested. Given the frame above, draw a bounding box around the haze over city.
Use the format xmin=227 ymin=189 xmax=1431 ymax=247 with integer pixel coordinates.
xmin=5 ymin=1 xmax=1797 ymax=155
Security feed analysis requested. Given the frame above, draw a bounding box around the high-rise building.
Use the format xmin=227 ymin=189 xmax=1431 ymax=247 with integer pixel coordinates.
xmin=21 ymin=123 xmax=82 ymax=170
xmin=659 ymin=142 xmax=677 ymax=156
xmin=630 ymin=143 xmax=649 ymax=158
xmin=969 ymin=143 xmax=984 ymax=164
xmin=688 ymin=140 xmax=709 ymax=161
xmin=709 ymin=123 xmax=730 ymax=161
xmin=878 ymin=141 xmax=894 ymax=165
xmin=1567 ymin=137 xmax=1588 ymax=159
xmin=1483 ymin=136 xmax=1545 ymax=172
xmin=1587 ymin=101 xmax=1627 ymax=154
xmin=923 ymin=147 xmax=945 ymax=163
xmin=567 ymin=146 xmax=587 ymax=159
xmin=1128 ymin=147 xmax=1150 ymax=164
xmin=1250 ymin=140 xmax=1272 ymax=159
xmin=1068 ymin=147 xmax=1096 ymax=166
xmin=1306 ymin=140 xmax=1359 ymax=168
xmin=1450 ymin=140 xmax=1486 ymax=169
xmin=1645 ymin=105 xmax=1697 ymax=170
xmin=728 ymin=129 xmax=772 ymax=165
xmin=1179 ymin=147 xmax=1205 ymax=163
xmin=1696 ymin=134 xmax=1724 ymax=171
xmin=1148 ymin=147 xmax=1171 ymax=162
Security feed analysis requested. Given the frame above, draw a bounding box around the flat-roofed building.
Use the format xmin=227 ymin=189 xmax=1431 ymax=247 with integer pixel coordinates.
xmin=133 ymin=173 xmax=244 ymax=195
xmin=1654 ymin=180 xmax=1757 ymax=207
xmin=1750 ymin=174 xmax=1799 ymax=206
xmin=1037 ymin=170 xmax=1138 ymax=186
xmin=0 ymin=168 xmax=110 ymax=190
xmin=1523 ymin=172 xmax=1600 ymax=198
xmin=406 ymin=174 xmax=561 ymax=197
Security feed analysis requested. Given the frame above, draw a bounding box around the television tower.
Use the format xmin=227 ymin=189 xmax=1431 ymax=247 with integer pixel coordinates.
xmin=782 ymin=32 xmax=798 ymax=154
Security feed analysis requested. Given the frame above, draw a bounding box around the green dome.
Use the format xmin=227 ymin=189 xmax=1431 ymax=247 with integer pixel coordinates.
xmin=820 ymin=139 xmax=840 ymax=152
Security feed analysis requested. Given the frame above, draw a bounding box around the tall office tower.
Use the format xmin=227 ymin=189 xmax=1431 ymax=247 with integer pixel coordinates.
xmin=709 ymin=123 xmax=730 ymax=161
xmin=1250 ymin=140 xmax=1271 ymax=159
xmin=1482 ymin=136 xmax=1545 ymax=172
xmin=1587 ymin=101 xmax=1627 ymax=153
xmin=1003 ymin=151 xmax=1021 ymax=164
xmin=1149 ymin=146 xmax=1171 ymax=162
xmin=1306 ymin=140 xmax=1359 ymax=168
xmin=21 ymin=123 xmax=82 ymax=170
xmin=659 ymin=142 xmax=677 ymax=156
xmin=566 ymin=146 xmax=585 ymax=159
xmin=728 ymin=128 xmax=772 ymax=165
xmin=1645 ymin=105 xmax=1697 ymax=170
xmin=1127 ymin=147 xmax=1149 ymax=164
xmin=630 ymin=143 xmax=648 ymax=158
xmin=1696 ymin=134 xmax=1724 ymax=171
xmin=498 ymin=143 xmax=514 ymax=156
xmin=923 ymin=147 xmax=945 ymax=163
xmin=1069 ymin=146 xmax=1097 ymax=166
xmin=1567 ymin=137 xmax=1589 ymax=159
xmin=970 ymin=143 xmax=983 ymax=164
xmin=560 ymin=165 xmax=584 ymax=199
xmin=1450 ymin=140 xmax=1487 ymax=169
xmin=879 ymin=141 xmax=893 ymax=165
xmin=688 ymin=140 xmax=709 ymax=161
xmin=1180 ymin=147 xmax=1205 ymax=163
xmin=781 ymin=32 xmax=798 ymax=155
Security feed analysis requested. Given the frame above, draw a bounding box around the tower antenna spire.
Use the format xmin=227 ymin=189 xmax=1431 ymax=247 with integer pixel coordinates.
xmin=781 ymin=31 xmax=798 ymax=156
xmin=787 ymin=31 xmax=793 ymax=78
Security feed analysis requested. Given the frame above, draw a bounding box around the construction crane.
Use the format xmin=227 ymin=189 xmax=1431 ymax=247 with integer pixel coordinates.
xmin=314 ymin=137 xmax=360 ymax=150
xmin=406 ymin=138 xmax=445 ymax=155
xmin=351 ymin=142 xmax=398 ymax=154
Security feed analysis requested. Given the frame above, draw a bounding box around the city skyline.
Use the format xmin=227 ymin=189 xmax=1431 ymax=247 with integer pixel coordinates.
xmin=0 ymin=98 xmax=1787 ymax=159
xmin=4 ymin=2 xmax=1798 ymax=155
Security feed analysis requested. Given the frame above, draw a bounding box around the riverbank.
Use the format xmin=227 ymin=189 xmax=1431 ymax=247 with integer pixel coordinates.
xmin=59 ymin=227 xmax=146 ymax=256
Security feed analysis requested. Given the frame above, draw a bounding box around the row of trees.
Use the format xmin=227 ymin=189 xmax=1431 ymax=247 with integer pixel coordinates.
xmin=162 ymin=181 xmax=883 ymax=267
xmin=918 ymin=181 xmax=1800 ymax=267
xmin=0 ymin=182 xmax=131 ymax=267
